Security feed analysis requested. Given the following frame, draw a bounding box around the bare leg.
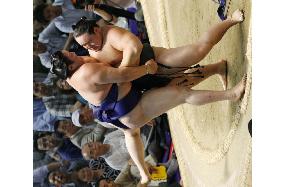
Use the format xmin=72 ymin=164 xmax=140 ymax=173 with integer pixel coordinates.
xmin=168 ymin=60 xmax=227 ymax=89
xmin=120 ymin=74 xmax=246 ymax=128
xmin=153 ymin=9 xmax=244 ymax=68
xmin=123 ymin=128 xmax=150 ymax=184
xmin=185 ymin=75 xmax=246 ymax=105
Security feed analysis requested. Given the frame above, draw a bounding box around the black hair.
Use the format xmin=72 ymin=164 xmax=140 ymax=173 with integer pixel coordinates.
xmin=48 ymin=171 xmax=69 ymax=185
xmin=50 ymin=51 xmax=74 ymax=80
xmin=72 ymin=16 xmax=99 ymax=38
xmin=33 ymin=4 xmax=49 ymax=24
xmin=33 ymin=132 xmax=53 ymax=152
xmin=53 ymin=120 xmax=64 ymax=138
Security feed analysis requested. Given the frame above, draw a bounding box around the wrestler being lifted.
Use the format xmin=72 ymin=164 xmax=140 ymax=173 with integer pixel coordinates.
xmin=50 ymin=9 xmax=246 ymax=186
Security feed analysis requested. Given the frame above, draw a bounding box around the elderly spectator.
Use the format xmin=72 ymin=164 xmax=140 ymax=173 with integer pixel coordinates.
xmin=54 ymin=119 xmax=106 ymax=148
xmin=82 ymin=130 xmax=146 ymax=170
xmin=35 ymin=133 xmax=83 ymax=161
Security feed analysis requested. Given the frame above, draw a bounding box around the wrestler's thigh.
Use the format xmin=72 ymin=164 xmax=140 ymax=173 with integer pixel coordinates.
xmin=120 ymin=86 xmax=185 ymax=128
xmin=153 ymin=44 xmax=210 ymax=68
xmin=119 ymin=102 xmax=148 ymax=129
xmin=168 ymin=75 xmax=206 ymax=89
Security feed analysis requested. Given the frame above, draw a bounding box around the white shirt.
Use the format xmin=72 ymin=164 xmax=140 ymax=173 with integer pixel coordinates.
xmin=102 ymin=130 xmax=130 ymax=170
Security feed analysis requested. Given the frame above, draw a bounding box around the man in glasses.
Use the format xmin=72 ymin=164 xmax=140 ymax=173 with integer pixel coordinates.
xmin=36 ymin=133 xmax=84 ymax=161
xmin=54 ymin=118 xmax=106 ymax=148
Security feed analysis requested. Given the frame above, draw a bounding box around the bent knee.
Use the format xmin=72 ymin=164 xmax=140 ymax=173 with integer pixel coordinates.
xmin=195 ymin=43 xmax=212 ymax=58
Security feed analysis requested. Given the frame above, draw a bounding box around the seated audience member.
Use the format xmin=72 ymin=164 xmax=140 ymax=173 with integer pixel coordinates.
xmin=33 ymin=161 xmax=69 ymax=187
xmin=71 ymin=105 xmax=115 ymax=129
xmin=82 ymin=130 xmax=146 ymax=170
xmin=33 ymin=135 xmax=54 ymax=169
xmin=33 ymin=97 xmax=58 ymax=132
xmin=48 ymin=170 xmax=93 ymax=187
xmin=54 ymin=119 xmax=106 ymax=148
xmin=77 ymin=166 xmax=120 ymax=184
xmin=34 ymin=0 xmax=103 ymax=33
xmin=33 ymin=81 xmax=77 ymax=117
xmin=35 ymin=133 xmax=83 ymax=161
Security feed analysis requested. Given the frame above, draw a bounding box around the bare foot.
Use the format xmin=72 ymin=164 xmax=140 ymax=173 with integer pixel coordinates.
xmin=218 ymin=60 xmax=228 ymax=90
xmin=229 ymin=9 xmax=244 ymax=23
xmin=231 ymin=74 xmax=247 ymax=101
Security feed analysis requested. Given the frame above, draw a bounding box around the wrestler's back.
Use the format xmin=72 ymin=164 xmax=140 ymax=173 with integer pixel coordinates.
xmin=68 ymin=63 xmax=131 ymax=106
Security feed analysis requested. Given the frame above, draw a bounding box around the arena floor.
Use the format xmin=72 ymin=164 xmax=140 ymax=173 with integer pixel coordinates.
xmin=139 ymin=0 xmax=252 ymax=186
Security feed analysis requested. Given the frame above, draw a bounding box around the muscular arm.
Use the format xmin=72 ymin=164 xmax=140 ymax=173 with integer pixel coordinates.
xmin=93 ymin=8 xmax=118 ymax=24
xmin=108 ymin=27 xmax=143 ymax=67
xmin=123 ymin=128 xmax=150 ymax=184
xmin=83 ymin=63 xmax=148 ymax=84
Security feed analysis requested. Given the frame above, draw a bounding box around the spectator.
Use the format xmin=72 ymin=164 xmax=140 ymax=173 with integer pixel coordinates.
xmin=48 ymin=170 xmax=92 ymax=187
xmin=33 ymin=161 xmax=69 ymax=187
xmin=34 ymin=0 xmax=111 ymax=35
xmin=33 ymin=132 xmax=54 ymax=168
xmin=33 ymin=81 xmax=77 ymax=117
xmin=82 ymin=130 xmax=146 ymax=170
xmin=71 ymin=105 xmax=115 ymax=129
xmin=54 ymin=119 xmax=106 ymax=148
xmin=35 ymin=133 xmax=83 ymax=161
xmin=33 ymin=98 xmax=58 ymax=132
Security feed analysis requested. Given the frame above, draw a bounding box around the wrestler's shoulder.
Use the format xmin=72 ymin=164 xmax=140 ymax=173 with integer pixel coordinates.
xmin=75 ymin=63 xmax=102 ymax=78
xmin=105 ymin=25 xmax=127 ymax=35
